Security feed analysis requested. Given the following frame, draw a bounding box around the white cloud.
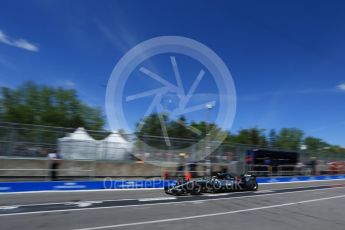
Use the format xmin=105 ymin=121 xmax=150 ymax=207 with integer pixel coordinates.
xmin=0 ymin=30 xmax=39 ymax=52
xmin=337 ymin=83 xmax=345 ymax=92
xmin=64 ymin=80 xmax=77 ymax=88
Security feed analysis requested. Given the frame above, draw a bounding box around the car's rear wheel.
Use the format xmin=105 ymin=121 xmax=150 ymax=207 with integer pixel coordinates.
xmin=250 ymin=182 xmax=258 ymax=191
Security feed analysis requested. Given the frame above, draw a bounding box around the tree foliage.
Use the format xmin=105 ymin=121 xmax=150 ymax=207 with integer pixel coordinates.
xmin=232 ymin=128 xmax=267 ymax=147
xmin=0 ymin=82 xmax=104 ymax=130
xmin=275 ymin=128 xmax=304 ymax=150
xmin=304 ymin=136 xmax=329 ymax=151
xmin=135 ymin=113 xmax=345 ymax=153
xmin=2 ymin=82 xmax=343 ymax=155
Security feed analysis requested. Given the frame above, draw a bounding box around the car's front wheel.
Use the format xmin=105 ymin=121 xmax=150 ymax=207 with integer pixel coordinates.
xmin=190 ymin=185 xmax=202 ymax=195
xmin=164 ymin=186 xmax=174 ymax=194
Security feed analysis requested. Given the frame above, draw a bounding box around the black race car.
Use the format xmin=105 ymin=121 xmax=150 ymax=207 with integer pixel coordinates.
xmin=164 ymin=173 xmax=258 ymax=195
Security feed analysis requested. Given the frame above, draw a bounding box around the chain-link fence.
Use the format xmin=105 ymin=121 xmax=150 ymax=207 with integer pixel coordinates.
xmin=0 ymin=121 xmax=345 ymax=163
xmin=0 ymin=121 xmax=345 ymax=180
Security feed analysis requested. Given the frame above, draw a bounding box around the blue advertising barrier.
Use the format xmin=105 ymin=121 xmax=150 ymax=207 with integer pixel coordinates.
xmin=0 ymin=175 xmax=345 ymax=193
xmin=0 ymin=180 xmax=176 ymax=193
xmin=257 ymin=174 xmax=345 ymax=183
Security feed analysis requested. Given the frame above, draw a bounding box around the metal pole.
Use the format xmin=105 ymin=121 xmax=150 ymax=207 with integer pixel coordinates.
xmin=205 ymin=103 xmax=213 ymax=172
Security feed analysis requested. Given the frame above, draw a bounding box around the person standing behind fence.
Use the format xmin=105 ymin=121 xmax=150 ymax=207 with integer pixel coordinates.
xmin=309 ymin=157 xmax=317 ymax=175
xmin=48 ymin=152 xmax=61 ymax=181
xmin=176 ymin=153 xmax=186 ymax=177
xmin=188 ymin=161 xmax=197 ymax=178
xmin=264 ymin=157 xmax=272 ymax=176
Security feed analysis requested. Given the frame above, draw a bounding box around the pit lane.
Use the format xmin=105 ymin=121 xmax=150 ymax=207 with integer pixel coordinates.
xmin=1 ymin=180 xmax=345 ymax=230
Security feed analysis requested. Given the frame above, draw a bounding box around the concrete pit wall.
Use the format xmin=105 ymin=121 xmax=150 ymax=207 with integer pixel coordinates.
xmin=0 ymin=158 xmax=240 ymax=180
xmin=0 ymin=158 xmax=163 ymax=179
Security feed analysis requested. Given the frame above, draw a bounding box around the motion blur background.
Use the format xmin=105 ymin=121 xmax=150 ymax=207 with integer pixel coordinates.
xmin=1 ymin=0 xmax=345 ymax=181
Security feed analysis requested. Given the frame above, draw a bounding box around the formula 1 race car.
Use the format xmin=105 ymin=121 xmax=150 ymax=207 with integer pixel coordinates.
xmin=164 ymin=173 xmax=258 ymax=195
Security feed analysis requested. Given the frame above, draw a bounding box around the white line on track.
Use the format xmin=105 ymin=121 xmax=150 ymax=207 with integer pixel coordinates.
xmin=6 ymin=199 xmax=136 ymax=208
xmin=1 ymin=183 xmax=338 ymax=207
xmin=71 ymin=194 xmax=345 ymax=230
xmin=203 ymin=193 xmax=231 ymax=197
xmin=138 ymin=197 xmax=176 ymax=202
xmin=0 ymin=206 xmax=18 ymax=210
xmin=65 ymin=201 xmax=104 ymax=208
xmin=0 ymin=186 xmax=345 ymax=217
xmin=254 ymin=190 xmax=274 ymax=193
xmin=262 ymin=178 xmax=345 ymax=184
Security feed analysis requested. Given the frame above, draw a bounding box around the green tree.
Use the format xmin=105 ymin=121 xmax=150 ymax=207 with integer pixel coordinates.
xmin=327 ymin=145 xmax=345 ymax=154
xmin=268 ymin=129 xmax=277 ymax=148
xmin=276 ymin=128 xmax=304 ymax=150
xmin=136 ymin=113 xmax=225 ymax=149
xmin=168 ymin=116 xmax=193 ymax=139
xmin=136 ymin=113 xmax=170 ymax=149
xmin=233 ymin=128 xmax=267 ymax=147
xmin=0 ymin=82 xmax=104 ymax=130
xmin=134 ymin=112 xmax=345 ymax=158
xmin=304 ymin=136 xmax=329 ymax=151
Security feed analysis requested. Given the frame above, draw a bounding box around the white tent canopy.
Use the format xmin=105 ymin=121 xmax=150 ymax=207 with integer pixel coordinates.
xmin=67 ymin=127 xmax=94 ymax=141
xmin=58 ymin=127 xmax=98 ymax=160
xmin=99 ymin=132 xmax=132 ymax=161
xmin=58 ymin=128 xmax=132 ymax=160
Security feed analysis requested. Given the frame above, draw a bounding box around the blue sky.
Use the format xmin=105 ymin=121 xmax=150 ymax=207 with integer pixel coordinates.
xmin=0 ymin=0 xmax=345 ymax=146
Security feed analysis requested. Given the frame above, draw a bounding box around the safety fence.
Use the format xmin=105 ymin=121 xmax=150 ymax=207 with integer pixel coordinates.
xmin=1 ymin=121 xmax=345 ymax=163
xmin=1 ymin=156 xmax=345 ymax=181
xmin=247 ymin=162 xmax=345 ymax=177
xmin=0 ymin=168 xmax=94 ymax=180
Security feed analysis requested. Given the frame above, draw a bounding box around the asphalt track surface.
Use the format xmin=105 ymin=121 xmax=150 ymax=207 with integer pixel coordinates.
xmin=1 ymin=180 xmax=345 ymax=230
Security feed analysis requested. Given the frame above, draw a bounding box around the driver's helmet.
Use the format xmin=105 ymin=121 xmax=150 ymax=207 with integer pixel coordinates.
xmin=217 ymin=173 xmax=227 ymax=179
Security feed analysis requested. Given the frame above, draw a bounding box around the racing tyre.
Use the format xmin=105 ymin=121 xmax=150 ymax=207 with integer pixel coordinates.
xmin=250 ymin=182 xmax=258 ymax=191
xmin=164 ymin=186 xmax=174 ymax=195
xmin=190 ymin=185 xmax=202 ymax=195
